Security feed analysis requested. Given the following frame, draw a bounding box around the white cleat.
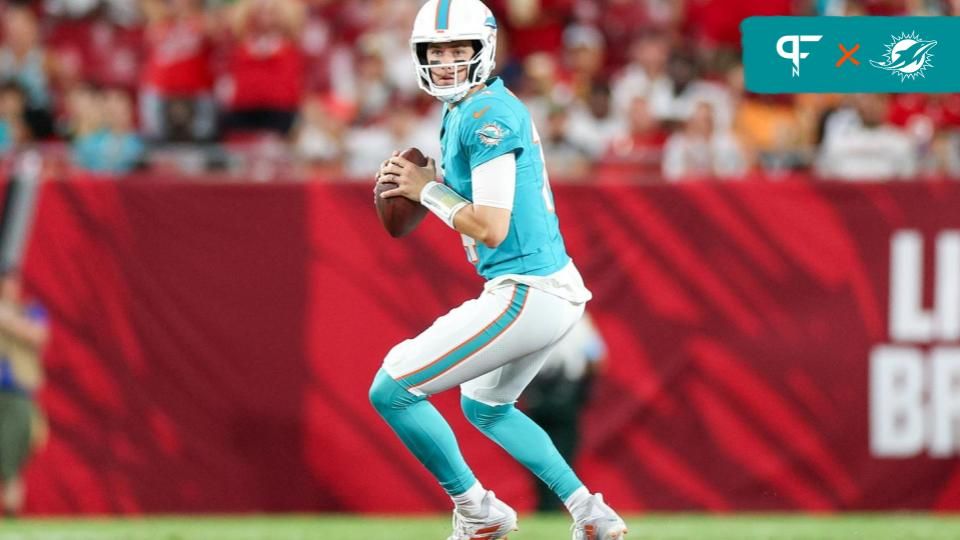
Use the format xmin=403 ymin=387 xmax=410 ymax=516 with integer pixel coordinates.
xmin=447 ymin=490 xmax=518 ymax=540
xmin=571 ymin=493 xmax=628 ymax=540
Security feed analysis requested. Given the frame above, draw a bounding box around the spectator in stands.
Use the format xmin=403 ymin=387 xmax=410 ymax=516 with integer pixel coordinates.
xmin=588 ymin=0 xmax=660 ymax=69
xmin=542 ymin=103 xmax=591 ymax=181
xmin=727 ymin=63 xmax=806 ymax=173
xmin=817 ymin=94 xmax=918 ymax=180
xmin=299 ymin=1 xmax=336 ymax=94
xmin=44 ymin=3 xmax=145 ymax=96
xmin=604 ymin=95 xmax=668 ymax=182
xmin=560 ymin=24 xmax=606 ymax=104
xmin=490 ymin=0 xmax=577 ymax=60
xmin=887 ymin=93 xmax=944 ymax=177
xmin=343 ymin=34 xmax=397 ymax=126
xmin=611 ymin=31 xmax=673 ymax=121
xmin=616 ymin=37 xmax=732 ymax=128
xmin=58 ymin=82 xmax=97 ymax=141
xmin=662 ymin=48 xmax=733 ymax=129
xmin=343 ymin=98 xmax=438 ymax=179
xmin=293 ymin=93 xmax=351 ymax=177
xmin=140 ymin=0 xmax=219 ymax=142
xmin=0 ymin=82 xmax=28 ymax=155
xmin=566 ymin=81 xmax=624 ymax=159
xmin=663 ymin=100 xmax=746 ymax=180
xmin=684 ymin=1 xmax=792 ymax=52
xmin=943 ymin=131 xmax=960 ymax=177
xmin=0 ymin=268 xmax=49 ymax=517
xmin=516 ymin=52 xmax=566 ymax=134
xmin=89 ymin=9 xmax=145 ymax=91
xmin=303 ymin=1 xmax=420 ymax=104
xmin=222 ymin=0 xmax=306 ymax=136
xmin=929 ymin=94 xmax=960 ymax=177
xmin=73 ymin=87 xmax=145 ymax=175
xmin=367 ymin=0 xmax=422 ymax=99
xmin=0 ymin=6 xmax=57 ymax=140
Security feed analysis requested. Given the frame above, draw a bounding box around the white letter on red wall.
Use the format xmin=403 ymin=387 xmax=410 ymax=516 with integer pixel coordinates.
xmin=890 ymin=231 xmax=934 ymax=343
xmin=930 ymin=347 xmax=960 ymax=457
xmin=870 ymin=345 xmax=925 ymax=457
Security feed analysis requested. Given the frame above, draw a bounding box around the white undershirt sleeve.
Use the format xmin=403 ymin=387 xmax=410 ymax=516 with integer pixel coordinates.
xmin=471 ymin=152 xmax=516 ymax=211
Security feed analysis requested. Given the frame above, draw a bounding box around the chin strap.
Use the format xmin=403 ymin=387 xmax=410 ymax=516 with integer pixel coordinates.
xmin=438 ymin=90 xmax=470 ymax=104
xmin=420 ymin=181 xmax=470 ymax=228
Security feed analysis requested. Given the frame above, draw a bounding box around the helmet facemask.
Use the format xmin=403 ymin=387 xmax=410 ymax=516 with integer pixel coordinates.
xmin=413 ymin=40 xmax=488 ymax=104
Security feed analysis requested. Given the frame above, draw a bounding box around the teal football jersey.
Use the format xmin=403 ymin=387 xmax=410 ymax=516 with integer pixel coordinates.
xmin=439 ymin=77 xmax=571 ymax=280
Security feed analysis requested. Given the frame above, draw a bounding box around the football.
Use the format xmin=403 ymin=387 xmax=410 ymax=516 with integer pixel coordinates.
xmin=374 ymin=147 xmax=429 ymax=238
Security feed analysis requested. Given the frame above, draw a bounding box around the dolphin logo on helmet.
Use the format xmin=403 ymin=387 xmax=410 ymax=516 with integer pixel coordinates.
xmin=410 ymin=0 xmax=498 ymax=104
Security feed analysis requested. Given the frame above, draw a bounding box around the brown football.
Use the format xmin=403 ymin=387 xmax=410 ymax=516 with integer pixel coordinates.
xmin=374 ymin=147 xmax=429 ymax=238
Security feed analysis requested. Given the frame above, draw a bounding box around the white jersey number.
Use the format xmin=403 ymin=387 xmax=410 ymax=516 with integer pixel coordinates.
xmin=530 ymin=120 xmax=556 ymax=214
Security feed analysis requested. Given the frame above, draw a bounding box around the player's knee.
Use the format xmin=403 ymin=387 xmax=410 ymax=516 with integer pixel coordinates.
xmin=369 ymin=369 xmax=399 ymax=414
xmin=461 ymin=395 xmax=513 ymax=430
xmin=369 ymin=368 xmax=420 ymax=415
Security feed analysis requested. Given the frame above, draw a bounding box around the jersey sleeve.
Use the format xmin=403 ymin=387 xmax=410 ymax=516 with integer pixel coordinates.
xmin=459 ymin=99 xmax=524 ymax=169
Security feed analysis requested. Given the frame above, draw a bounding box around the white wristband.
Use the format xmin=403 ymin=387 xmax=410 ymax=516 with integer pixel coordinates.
xmin=420 ymin=181 xmax=469 ymax=228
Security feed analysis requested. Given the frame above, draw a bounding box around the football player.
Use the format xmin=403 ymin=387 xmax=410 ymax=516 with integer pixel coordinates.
xmin=370 ymin=1 xmax=627 ymax=539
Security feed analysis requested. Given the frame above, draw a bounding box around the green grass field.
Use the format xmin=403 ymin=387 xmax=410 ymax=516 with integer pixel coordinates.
xmin=2 ymin=514 xmax=960 ymax=540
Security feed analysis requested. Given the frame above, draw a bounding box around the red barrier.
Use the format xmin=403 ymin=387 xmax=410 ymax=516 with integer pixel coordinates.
xmin=17 ymin=180 xmax=960 ymax=514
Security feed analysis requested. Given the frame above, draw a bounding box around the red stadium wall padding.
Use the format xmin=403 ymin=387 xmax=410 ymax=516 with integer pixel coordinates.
xmin=17 ymin=179 xmax=960 ymax=514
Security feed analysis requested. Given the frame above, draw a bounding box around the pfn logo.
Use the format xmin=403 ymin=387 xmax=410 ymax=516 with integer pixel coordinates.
xmin=777 ymin=34 xmax=822 ymax=77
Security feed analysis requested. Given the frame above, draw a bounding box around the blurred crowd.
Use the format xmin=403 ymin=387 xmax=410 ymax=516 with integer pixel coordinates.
xmin=0 ymin=0 xmax=958 ymax=182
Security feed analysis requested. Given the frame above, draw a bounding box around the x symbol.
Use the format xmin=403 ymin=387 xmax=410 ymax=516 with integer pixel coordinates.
xmin=836 ymin=43 xmax=860 ymax=67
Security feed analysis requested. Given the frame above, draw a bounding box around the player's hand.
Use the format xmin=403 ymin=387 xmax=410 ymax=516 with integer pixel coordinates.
xmin=378 ymin=154 xmax=437 ymax=202
xmin=373 ymin=150 xmax=400 ymax=190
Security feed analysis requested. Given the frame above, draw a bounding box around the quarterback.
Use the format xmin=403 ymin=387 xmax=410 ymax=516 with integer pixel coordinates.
xmin=369 ymin=1 xmax=627 ymax=539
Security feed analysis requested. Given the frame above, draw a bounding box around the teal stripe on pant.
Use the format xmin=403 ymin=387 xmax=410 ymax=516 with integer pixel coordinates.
xmin=461 ymin=395 xmax=584 ymax=501
xmin=369 ymin=369 xmax=477 ymax=495
xmin=398 ymin=285 xmax=529 ymax=389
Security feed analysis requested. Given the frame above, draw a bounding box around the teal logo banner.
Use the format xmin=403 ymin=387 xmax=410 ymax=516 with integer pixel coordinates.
xmin=742 ymin=17 xmax=960 ymax=93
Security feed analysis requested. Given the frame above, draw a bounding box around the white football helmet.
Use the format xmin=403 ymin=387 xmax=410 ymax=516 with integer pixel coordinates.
xmin=410 ymin=0 xmax=498 ymax=104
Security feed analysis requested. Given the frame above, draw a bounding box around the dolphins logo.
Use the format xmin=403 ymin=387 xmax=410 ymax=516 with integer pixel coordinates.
xmin=870 ymin=31 xmax=937 ymax=81
xmin=476 ymin=122 xmax=506 ymax=147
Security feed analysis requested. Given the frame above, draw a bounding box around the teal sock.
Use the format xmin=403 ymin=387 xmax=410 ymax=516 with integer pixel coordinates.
xmin=461 ymin=395 xmax=584 ymax=501
xmin=369 ymin=369 xmax=477 ymax=495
